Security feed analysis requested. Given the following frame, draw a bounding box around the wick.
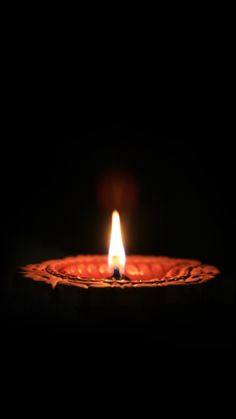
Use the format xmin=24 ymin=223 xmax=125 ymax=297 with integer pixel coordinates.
xmin=113 ymin=267 xmax=122 ymax=280
xmin=109 ymin=267 xmax=130 ymax=281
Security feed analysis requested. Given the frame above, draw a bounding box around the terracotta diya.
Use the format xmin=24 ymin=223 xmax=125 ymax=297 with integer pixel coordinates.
xmin=22 ymin=211 xmax=220 ymax=290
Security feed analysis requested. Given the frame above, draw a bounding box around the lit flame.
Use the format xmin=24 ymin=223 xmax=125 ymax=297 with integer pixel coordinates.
xmin=108 ymin=210 xmax=126 ymax=273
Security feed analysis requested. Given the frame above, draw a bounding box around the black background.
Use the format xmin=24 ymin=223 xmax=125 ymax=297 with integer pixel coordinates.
xmin=1 ymin=111 xmax=235 ymax=349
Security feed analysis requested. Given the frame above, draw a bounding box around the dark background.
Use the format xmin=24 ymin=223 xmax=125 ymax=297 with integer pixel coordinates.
xmin=1 ymin=115 xmax=235 ymax=348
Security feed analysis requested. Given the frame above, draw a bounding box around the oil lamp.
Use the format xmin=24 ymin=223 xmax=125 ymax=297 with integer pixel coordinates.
xmin=22 ymin=210 xmax=220 ymax=289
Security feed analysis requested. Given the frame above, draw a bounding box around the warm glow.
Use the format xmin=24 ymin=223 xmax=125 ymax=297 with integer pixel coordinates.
xmin=108 ymin=210 xmax=126 ymax=273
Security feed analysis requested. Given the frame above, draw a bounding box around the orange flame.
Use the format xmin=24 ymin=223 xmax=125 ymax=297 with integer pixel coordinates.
xmin=108 ymin=210 xmax=126 ymax=273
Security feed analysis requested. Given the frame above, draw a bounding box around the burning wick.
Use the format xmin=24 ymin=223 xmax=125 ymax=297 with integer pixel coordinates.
xmin=111 ymin=266 xmax=130 ymax=281
xmin=108 ymin=210 xmax=128 ymax=281
xmin=113 ymin=267 xmax=122 ymax=280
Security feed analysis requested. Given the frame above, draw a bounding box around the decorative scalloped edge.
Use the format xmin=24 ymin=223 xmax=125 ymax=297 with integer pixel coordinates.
xmin=21 ymin=255 xmax=220 ymax=289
